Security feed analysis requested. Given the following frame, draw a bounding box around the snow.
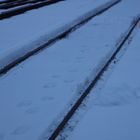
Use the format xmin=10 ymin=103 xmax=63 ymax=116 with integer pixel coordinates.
xmin=1 ymin=0 xmax=140 ymax=140
xmin=0 ymin=0 xmax=140 ymax=140
xmin=67 ymin=22 xmax=140 ymax=140
xmin=0 ymin=0 xmax=118 ymax=70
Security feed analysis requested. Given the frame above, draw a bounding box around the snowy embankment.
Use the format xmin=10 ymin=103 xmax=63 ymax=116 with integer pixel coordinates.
xmin=0 ymin=0 xmax=120 ymax=71
xmin=67 ymin=21 xmax=140 ymax=140
xmin=0 ymin=0 xmax=140 ymax=140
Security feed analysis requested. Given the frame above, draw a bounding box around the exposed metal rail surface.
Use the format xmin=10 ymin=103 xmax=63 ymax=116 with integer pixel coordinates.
xmin=0 ymin=0 xmax=121 ymax=75
xmin=47 ymin=16 xmax=140 ymax=140
xmin=0 ymin=0 xmax=64 ymax=20
xmin=0 ymin=0 xmax=22 ymax=4
xmin=0 ymin=0 xmax=31 ymax=4
xmin=0 ymin=0 xmax=51 ymax=9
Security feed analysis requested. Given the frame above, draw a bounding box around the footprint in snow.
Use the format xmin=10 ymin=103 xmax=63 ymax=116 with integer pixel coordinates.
xmin=69 ymin=69 xmax=77 ymax=73
xmin=134 ymin=87 xmax=140 ymax=98
xmin=43 ymin=83 xmax=56 ymax=89
xmin=17 ymin=100 xmax=32 ymax=108
xmin=41 ymin=96 xmax=54 ymax=102
xmin=64 ymin=79 xmax=74 ymax=84
xmin=0 ymin=133 xmax=5 ymax=140
xmin=80 ymin=49 xmax=86 ymax=53
xmin=11 ymin=126 xmax=30 ymax=135
xmin=25 ymin=107 xmax=40 ymax=114
xmin=93 ymin=85 xmax=140 ymax=107
xmin=51 ymin=75 xmax=60 ymax=79
xmin=76 ymin=56 xmax=84 ymax=61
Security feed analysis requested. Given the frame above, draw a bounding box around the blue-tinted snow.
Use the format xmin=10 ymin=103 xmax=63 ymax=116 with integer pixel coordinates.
xmin=67 ymin=22 xmax=140 ymax=140
xmin=0 ymin=0 xmax=140 ymax=140
xmin=0 ymin=0 xmax=114 ymax=69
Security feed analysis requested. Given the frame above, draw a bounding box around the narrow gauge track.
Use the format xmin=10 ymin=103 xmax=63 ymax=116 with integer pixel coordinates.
xmin=48 ymin=16 xmax=140 ymax=140
xmin=0 ymin=0 xmax=121 ymax=75
xmin=0 ymin=0 xmax=64 ymax=20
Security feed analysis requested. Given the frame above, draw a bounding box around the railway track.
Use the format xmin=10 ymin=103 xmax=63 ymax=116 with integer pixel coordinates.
xmin=47 ymin=16 xmax=140 ymax=140
xmin=0 ymin=0 xmax=64 ymax=20
xmin=0 ymin=0 xmax=50 ymax=9
xmin=0 ymin=0 xmax=140 ymax=140
xmin=0 ymin=0 xmax=121 ymax=75
xmin=0 ymin=0 xmax=28 ymax=4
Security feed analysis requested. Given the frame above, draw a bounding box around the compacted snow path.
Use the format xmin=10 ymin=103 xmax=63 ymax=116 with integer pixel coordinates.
xmin=66 ymin=21 xmax=140 ymax=140
xmin=0 ymin=0 xmax=140 ymax=140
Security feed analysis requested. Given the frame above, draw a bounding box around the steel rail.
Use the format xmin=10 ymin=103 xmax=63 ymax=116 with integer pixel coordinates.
xmin=48 ymin=16 xmax=140 ymax=140
xmin=0 ymin=0 xmax=64 ymax=19
xmin=0 ymin=0 xmax=50 ymax=9
xmin=0 ymin=0 xmax=121 ymax=75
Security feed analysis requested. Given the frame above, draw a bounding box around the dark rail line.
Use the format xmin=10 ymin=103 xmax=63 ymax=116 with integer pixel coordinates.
xmin=0 ymin=0 xmax=121 ymax=75
xmin=0 ymin=0 xmax=49 ymax=9
xmin=0 ymin=0 xmax=28 ymax=5
xmin=0 ymin=0 xmax=23 ymax=4
xmin=0 ymin=0 xmax=64 ymax=20
xmin=48 ymin=16 xmax=140 ymax=140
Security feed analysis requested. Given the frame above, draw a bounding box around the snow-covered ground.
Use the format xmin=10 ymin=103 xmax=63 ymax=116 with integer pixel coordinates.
xmin=0 ymin=0 xmax=118 ymax=70
xmin=0 ymin=0 xmax=140 ymax=140
xmin=66 ymin=21 xmax=140 ymax=140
